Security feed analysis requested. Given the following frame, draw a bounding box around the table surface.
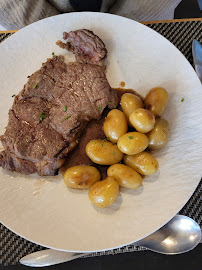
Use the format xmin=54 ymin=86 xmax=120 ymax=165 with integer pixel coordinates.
xmin=1 ymin=17 xmax=202 ymax=34
xmin=0 ymin=17 xmax=201 ymax=270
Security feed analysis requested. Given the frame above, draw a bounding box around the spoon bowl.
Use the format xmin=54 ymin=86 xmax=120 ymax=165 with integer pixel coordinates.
xmin=135 ymin=215 xmax=201 ymax=254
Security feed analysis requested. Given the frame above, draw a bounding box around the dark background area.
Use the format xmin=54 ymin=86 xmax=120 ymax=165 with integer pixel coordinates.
xmin=0 ymin=245 xmax=201 ymax=270
xmin=69 ymin=0 xmax=202 ymax=19
xmin=175 ymin=0 xmax=202 ymax=18
xmin=0 ymin=0 xmax=201 ymax=270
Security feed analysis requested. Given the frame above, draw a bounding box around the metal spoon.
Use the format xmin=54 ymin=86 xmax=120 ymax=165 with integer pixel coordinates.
xmin=20 ymin=215 xmax=201 ymax=267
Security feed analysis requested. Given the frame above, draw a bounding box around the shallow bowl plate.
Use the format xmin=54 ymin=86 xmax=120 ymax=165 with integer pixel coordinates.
xmin=0 ymin=12 xmax=201 ymax=252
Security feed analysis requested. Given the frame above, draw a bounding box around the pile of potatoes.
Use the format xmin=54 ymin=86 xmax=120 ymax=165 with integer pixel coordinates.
xmin=64 ymin=87 xmax=169 ymax=208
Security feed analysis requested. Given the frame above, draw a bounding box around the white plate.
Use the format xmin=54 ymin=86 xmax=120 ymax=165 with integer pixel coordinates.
xmin=0 ymin=13 xmax=201 ymax=252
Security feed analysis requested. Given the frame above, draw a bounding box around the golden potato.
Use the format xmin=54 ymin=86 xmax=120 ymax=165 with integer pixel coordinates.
xmin=104 ymin=109 xmax=128 ymax=143
xmin=63 ymin=166 xmax=101 ymax=189
xmin=145 ymin=87 xmax=169 ymax=117
xmin=129 ymin=108 xmax=155 ymax=133
xmin=124 ymin=152 xmax=159 ymax=175
xmin=88 ymin=177 xmax=119 ymax=208
xmin=147 ymin=118 xmax=169 ymax=150
xmin=117 ymin=132 xmax=149 ymax=155
xmin=107 ymin=164 xmax=142 ymax=189
xmin=86 ymin=140 xmax=124 ymax=165
xmin=121 ymin=93 xmax=144 ymax=122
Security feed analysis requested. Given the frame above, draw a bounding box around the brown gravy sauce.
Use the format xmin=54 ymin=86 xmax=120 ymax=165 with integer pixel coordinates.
xmin=60 ymin=88 xmax=143 ymax=179
xmin=113 ymin=88 xmax=144 ymax=101
xmin=119 ymin=81 xmax=125 ymax=87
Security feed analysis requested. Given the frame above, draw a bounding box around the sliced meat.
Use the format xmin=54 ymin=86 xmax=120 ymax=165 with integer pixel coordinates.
xmin=0 ymin=151 xmax=36 ymax=175
xmin=0 ymin=30 xmax=119 ymax=176
xmin=56 ymin=29 xmax=107 ymax=65
xmin=19 ymin=57 xmax=117 ymax=118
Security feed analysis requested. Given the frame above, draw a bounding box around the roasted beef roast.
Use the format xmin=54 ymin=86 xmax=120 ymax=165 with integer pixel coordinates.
xmin=0 ymin=29 xmax=119 ymax=176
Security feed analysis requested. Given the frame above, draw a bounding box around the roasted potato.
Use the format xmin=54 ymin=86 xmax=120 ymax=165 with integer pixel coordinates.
xmin=104 ymin=109 xmax=128 ymax=143
xmin=107 ymin=164 xmax=142 ymax=189
xmin=117 ymin=132 xmax=149 ymax=155
xmin=63 ymin=166 xmax=101 ymax=189
xmin=88 ymin=176 xmax=119 ymax=208
xmin=86 ymin=140 xmax=124 ymax=165
xmin=124 ymin=152 xmax=159 ymax=175
xmin=129 ymin=108 xmax=155 ymax=133
xmin=147 ymin=118 xmax=169 ymax=150
xmin=145 ymin=87 xmax=169 ymax=117
xmin=121 ymin=93 xmax=144 ymax=122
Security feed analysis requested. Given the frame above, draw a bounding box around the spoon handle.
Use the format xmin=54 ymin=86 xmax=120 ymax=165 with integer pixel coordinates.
xmin=20 ymin=249 xmax=89 ymax=267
